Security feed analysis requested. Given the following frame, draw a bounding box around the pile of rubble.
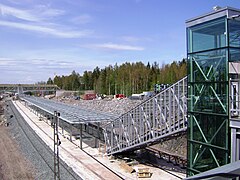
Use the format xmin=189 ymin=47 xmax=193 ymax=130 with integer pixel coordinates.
xmin=152 ymin=133 xmax=187 ymax=158
xmin=54 ymin=97 xmax=143 ymax=116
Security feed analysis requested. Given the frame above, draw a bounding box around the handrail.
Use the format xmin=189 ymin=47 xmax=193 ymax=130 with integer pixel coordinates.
xmin=103 ymin=76 xmax=188 ymax=155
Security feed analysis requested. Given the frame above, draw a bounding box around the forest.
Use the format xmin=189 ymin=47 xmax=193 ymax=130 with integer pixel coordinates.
xmin=46 ymin=59 xmax=187 ymax=96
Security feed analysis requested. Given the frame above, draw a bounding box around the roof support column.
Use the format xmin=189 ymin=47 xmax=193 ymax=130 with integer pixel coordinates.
xmin=79 ymin=124 xmax=83 ymax=150
xmin=70 ymin=123 xmax=72 ymax=142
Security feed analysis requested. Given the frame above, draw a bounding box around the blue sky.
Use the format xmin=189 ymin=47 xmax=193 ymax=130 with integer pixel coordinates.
xmin=0 ymin=0 xmax=239 ymax=83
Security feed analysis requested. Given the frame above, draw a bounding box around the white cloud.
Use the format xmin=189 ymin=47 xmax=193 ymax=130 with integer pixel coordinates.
xmin=34 ymin=5 xmax=65 ymax=18
xmin=0 ymin=3 xmax=65 ymax=21
xmin=121 ymin=36 xmax=153 ymax=43
xmin=71 ymin=14 xmax=92 ymax=24
xmin=0 ymin=3 xmax=40 ymax=21
xmin=0 ymin=20 xmax=92 ymax=38
xmin=90 ymin=42 xmax=144 ymax=51
xmin=0 ymin=57 xmax=18 ymax=66
xmin=0 ymin=57 xmax=89 ymax=71
xmin=0 ymin=4 xmax=92 ymax=38
xmin=0 ymin=56 xmax=100 ymax=83
xmin=122 ymin=36 xmax=140 ymax=42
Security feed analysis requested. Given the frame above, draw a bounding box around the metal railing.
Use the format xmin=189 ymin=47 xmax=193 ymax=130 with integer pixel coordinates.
xmin=103 ymin=76 xmax=188 ymax=155
xmin=230 ymin=79 xmax=240 ymax=118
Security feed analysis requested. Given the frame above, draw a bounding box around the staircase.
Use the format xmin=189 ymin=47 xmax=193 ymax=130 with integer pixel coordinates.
xmin=103 ymin=76 xmax=188 ymax=155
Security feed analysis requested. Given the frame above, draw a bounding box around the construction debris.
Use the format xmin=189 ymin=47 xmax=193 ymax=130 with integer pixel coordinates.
xmin=135 ymin=166 xmax=152 ymax=178
xmin=54 ymin=97 xmax=142 ymax=116
xmin=120 ymin=161 xmax=134 ymax=173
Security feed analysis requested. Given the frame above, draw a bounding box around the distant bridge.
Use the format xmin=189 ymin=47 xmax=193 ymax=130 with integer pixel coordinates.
xmin=0 ymin=84 xmax=59 ymax=94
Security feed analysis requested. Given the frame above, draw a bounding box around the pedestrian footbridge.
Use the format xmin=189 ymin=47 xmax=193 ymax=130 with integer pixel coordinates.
xmin=103 ymin=77 xmax=188 ymax=155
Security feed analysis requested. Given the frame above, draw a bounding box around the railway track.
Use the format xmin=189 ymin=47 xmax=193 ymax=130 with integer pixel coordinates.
xmin=6 ymin=100 xmax=80 ymax=180
xmin=145 ymin=147 xmax=186 ymax=179
xmin=10 ymin=100 xmax=125 ymax=180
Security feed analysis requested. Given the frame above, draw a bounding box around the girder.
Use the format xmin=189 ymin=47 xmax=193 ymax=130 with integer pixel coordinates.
xmin=22 ymin=96 xmax=118 ymax=123
xmin=104 ymin=76 xmax=188 ymax=155
xmin=0 ymin=84 xmax=59 ymax=94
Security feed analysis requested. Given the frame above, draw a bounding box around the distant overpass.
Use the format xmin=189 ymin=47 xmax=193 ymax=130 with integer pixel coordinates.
xmin=0 ymin=84 xmax=59 ymax=94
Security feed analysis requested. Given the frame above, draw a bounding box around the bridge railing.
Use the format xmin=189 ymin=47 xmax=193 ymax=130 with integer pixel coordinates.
xmin=103 ymin=76 xmax=188 ymax=155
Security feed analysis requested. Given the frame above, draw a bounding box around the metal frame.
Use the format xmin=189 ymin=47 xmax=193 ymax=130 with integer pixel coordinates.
xmin=21 ymin=96 xmax=116 ymax=149
xmin=230 ymin=79 xmax=240 ymax=118
xmin=230 ymin=78 xmax=240 ymax=163
xmin=184 ymin=160 xmax=240 ymax=180
xmin=187 ymin=42 xmax=229 ymax=175
xmin=186 ymin=6 xmax=240 ymax=28
xmin=0 ymin=84 xmax=59 ymax=94
xmin=103 ymin=77 xmax=187 ymax=155
xmin=22 ymin=96 xmax=118 ymax=123
xmin=186 ymin=7 xmax=240 ymax=176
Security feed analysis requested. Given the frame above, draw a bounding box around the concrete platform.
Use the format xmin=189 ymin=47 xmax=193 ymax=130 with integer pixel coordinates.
xmin=13 ymin=100 xmax=186 ymax=180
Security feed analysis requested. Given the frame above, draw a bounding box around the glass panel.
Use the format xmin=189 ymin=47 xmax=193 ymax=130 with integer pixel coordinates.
xmin=192 ymin=146 xmax=227 ymax=172
xmin=193 ymin=148 xmax=216 ymax=172
xmin=188 ymin=49 xmax=228 ymax=82
xmin=229 ymin=19 xmax=240 ymax=47
xmin=187 ymin=15 xmax=232 ymax=176
xmin=187 ymin=113 xmax=228 ymax=174
xmin=187 ymin=28 xmax=192 ymax=54
xmin=190 ymin=82 xmax=228 ymax=114
xmin=187 ymin=18 xmax=226 ymax=53
xmin=192 ymin=114 xmax=228 ymax=148
xmin=229 ymin=48 xmax=240 ymax=62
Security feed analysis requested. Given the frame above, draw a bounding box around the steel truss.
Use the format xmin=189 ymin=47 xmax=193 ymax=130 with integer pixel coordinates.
xmin=187 ymin=52 xmax=229 ymax=175
xmin=0 ymin=84 xmax=59 ymax=94
xmin=104 ymin=77 xmax=187 ymax=155
xmin=23 ymin=96 xmax=117 ymax=123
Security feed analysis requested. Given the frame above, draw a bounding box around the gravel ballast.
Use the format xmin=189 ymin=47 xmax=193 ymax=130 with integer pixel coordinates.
xmin=6 ymin=100 xmax=81 ymax=180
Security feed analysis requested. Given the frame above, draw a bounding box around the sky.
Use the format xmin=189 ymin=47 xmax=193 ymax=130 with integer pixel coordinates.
xmin=0 ymin=0 xmax=239 ymax=84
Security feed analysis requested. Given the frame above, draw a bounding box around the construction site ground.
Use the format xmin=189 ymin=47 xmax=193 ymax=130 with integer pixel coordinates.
xmin=0 ymin=121 xmax=34 ymax=180
xmin=1 ymin=100 xmax=186 ymax=179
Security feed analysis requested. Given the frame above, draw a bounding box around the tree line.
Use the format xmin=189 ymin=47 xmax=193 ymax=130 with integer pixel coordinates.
xmin=46 ymin=59 xmax=187 ymax=96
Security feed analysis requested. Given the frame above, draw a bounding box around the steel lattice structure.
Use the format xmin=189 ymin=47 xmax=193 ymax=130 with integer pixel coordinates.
xmin=103 ymin=77 xmax=188 ymax=155
xmin=0 ymin=84 xmax=59 ymax=94
xmin=23 ymin=96 xmax=118 ymax=123
xmin=186 ymin=7 xmax=240 ymax=176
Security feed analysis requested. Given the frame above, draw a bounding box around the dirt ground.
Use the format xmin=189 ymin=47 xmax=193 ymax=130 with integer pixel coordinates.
xmin=0 ymin=124 xmax=34 ymax=180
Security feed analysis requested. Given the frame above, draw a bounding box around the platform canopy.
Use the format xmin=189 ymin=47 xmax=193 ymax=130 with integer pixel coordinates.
xmin=22 ymin=96 xmax=118 ymax=124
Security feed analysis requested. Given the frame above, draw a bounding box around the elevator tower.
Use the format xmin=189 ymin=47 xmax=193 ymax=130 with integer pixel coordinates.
xmin=186 ymin=7 xmax=240 ymax=176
